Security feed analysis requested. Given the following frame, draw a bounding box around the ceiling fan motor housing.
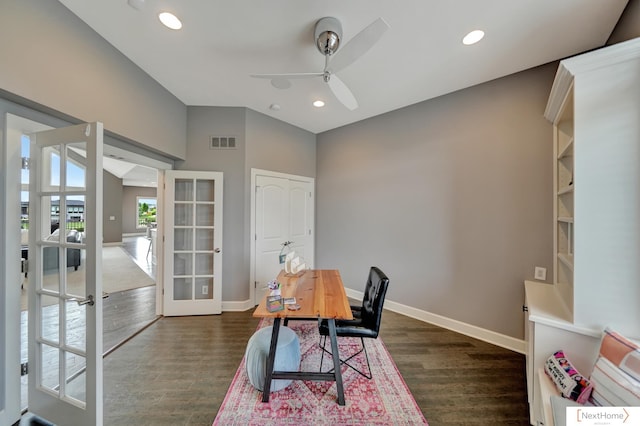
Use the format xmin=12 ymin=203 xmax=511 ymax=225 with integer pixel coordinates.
xmin=315 ymin=17 xmax=342 ymax=55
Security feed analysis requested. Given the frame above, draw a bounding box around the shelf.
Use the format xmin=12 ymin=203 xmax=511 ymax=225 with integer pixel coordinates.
xmin=558 ymin=136 xmax=574 ymax=159
xmin=557 ymin=185 xmax=574 ymax=195
xmin=557 ymin=216 xmax=574 ymax=223
xmin=557 ymin=253 xmax=574 ymax=271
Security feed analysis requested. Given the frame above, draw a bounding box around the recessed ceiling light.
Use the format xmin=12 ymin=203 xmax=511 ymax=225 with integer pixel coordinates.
xmin=159 ymin=12 xmax=182 ymax=30
xmin=313 ymin=100 xmax=325 ymax=108
xmin=462 ymin=30 xmax=485 ymax=45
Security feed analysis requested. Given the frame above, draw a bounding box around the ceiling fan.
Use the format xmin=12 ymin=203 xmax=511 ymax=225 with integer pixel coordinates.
xmin=250 ymin=17 xmax=390 ymax=110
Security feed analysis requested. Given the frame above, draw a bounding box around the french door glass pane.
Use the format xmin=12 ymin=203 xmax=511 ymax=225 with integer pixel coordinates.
xmin=174 ymin=229 xmax=193 ymax=251
xmin=195 ymin=277 xmax=213 ymax=300
xmin=65 ymin=300 xmax=86 ymax=352
xmin=174 ymin=204 xmax=193 ymax=226
xmin=41 ymin=296 xmax=59 ymax=343
xmin=195 ymin=253 xmax=213 ymax=275
xmin=66 ymin=248 xmax=87 ymax=299
xmin=41 ymin=195 xmax=61 ymax=243
xmin=43 ymin=145 xmax=61 ymax=192
xmin=65 ymin=352 xmax=86 ymax=405
xmin=173 ymin=278 xmax=192 ymax=300
xmin=195 ymin=229 xmax=214 ymax=251
xmin=40 ymin=344 xmax=60 ymax=392
xmin=175 ymin=179 xmax=193 ymax=201
xmin=195 ymin=179 xmax=214 ymax=201
xmin=173 ymin=253 xmax=192 ymax=276
xmin=41 ymin=247 xmax=61 ymax=292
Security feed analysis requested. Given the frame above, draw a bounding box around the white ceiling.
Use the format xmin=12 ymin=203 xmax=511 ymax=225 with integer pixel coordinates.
xmin=58 ymin=0 xmax=627 ymax=135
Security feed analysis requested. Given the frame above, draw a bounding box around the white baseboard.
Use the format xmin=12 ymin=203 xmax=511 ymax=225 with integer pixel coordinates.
xmin=344 ymin=288 xmax=526 ymax=354
xmin=221 ymin=291 xmax=526 ymax=354
xmin=222 ymin=299 xmax=255 ymax=312
xmin=103 ymin=242 xmax=123 ymax=247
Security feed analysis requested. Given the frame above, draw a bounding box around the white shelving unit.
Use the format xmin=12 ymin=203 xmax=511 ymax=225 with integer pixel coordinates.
xmin=525 ymin=37 xmax=640 ymax=425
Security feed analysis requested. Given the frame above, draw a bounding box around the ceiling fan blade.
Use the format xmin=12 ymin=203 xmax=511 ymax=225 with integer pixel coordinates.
xmin=328 ymin=17 xmax=389 ymax=73
xmin=250 ymin=72 xmax=323 ymax=79
xmin=327 ymin=75 xmax=358 ymax=110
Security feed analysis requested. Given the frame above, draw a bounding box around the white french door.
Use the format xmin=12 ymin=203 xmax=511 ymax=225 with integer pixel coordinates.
xmin=163 ymin=171 xmax=223 ymax=316
xmin=253 ymin=171 xmax=314 ymax=305
xmin=28 ymin=122 xmax=103 ymax=425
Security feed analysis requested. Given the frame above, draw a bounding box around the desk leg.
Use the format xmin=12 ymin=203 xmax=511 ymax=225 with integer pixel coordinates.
xmin=327 ymin=319 xmax=346 ymax=405
xmin=262 ymin=317 xmax=281 ymax=403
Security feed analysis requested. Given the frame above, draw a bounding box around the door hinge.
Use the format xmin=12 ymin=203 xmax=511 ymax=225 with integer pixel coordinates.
xmin=21 ymin=362 xmax=28 ymax=376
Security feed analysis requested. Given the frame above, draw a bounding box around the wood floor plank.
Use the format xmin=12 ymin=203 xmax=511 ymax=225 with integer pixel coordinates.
xmin=100 ymin=307 xmax=529 ymax=425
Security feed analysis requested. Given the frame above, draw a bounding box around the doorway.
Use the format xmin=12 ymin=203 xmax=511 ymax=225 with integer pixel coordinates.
xmin=6 ymin=113 xmax=169 ymax=415
xmin=250 ymin=169 xmax=315 ymax=306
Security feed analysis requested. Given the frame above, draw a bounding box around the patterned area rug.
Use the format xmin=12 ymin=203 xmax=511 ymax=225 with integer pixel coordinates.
xmin=213 ymin=320 xmax=428 ymax=425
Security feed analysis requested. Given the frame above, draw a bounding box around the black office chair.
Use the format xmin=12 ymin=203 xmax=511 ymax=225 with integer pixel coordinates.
xmin=318 ymin=266 xmax=389 ymax=379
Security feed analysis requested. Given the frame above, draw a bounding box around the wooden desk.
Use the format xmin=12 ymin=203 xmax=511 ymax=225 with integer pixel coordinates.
xmin=253 ymin=269 xmax=353 ymax=405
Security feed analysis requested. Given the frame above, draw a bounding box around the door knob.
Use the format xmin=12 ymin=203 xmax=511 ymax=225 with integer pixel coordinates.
xmin=73 ymin=295 xmax=95 ymax=306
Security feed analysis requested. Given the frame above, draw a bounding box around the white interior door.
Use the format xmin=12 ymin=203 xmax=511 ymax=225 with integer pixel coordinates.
xmin=253 ymin=172 xmax=314 ymax=305
xmin=28 ymin=122 xmax=103 ymax=425
xmin=163 ymin=171 xmax=223 ymax=316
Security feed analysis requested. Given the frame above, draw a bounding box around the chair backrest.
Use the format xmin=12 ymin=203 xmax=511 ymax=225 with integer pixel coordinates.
xmin=359 ymin=266 xmax=389 ymax=336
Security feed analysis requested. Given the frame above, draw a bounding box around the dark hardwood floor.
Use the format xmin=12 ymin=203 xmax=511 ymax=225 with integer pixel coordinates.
xmin=98 ymin=308 xmax=528 ymax=425
xmin=20 ymin=241 xmax=529 ymax=425
xmin=380 ymin=310 xmax=530 ymax=425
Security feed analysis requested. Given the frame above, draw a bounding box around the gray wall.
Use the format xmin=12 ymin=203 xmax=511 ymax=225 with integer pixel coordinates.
xmin=0 ymin=0 xmax=187 ymax=160
xmin=181 ymin=107 xmax=247 ymax=301
xmin=316 ymin=64 xmax=557 ymax=339
xmin=103 ymin=171 xmax=123 ymax=244
xmin=181 ymin=107 xmax=316 ymax=301
xmin=245 ymin=109 xmax=317 ymax=178
xmin=122 ymin=187 xmax=158 ymax=235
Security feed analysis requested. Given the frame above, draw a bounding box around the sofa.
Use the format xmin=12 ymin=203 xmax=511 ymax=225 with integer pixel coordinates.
xmin=42 ymin=229 xmax=82 ymax=271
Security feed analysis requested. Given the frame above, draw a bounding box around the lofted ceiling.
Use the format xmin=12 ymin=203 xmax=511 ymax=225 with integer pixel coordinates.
xmin=58 ymin=0 xmax=627 ymax=135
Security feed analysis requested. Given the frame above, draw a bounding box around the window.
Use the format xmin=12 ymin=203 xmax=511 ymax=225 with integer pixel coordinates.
xmin=137 ymin=197 xmax=157 ymax=228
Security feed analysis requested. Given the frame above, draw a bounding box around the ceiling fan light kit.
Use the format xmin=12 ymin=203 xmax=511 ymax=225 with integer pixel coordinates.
xmin=250 ymin=16 xmax=389 ymax=111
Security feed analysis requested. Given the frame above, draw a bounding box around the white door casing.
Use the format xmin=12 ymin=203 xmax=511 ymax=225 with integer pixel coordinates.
xmin=28 ymin=122 xmax=104 ymax=425
xmin=251 ymin=169 xmax=314 ymax=306
xmin=163 ymin=170 xmax=223 ymax=316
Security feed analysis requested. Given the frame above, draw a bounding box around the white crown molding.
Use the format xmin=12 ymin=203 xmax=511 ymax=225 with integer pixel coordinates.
xmin=545 ymin=37 xmax=640 ymax=122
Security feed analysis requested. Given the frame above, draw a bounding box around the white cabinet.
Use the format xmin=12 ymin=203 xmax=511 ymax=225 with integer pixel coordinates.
xmin=543 ymin=37 xmax=640 ymax=335
xmin=525 ymin=37 xmax=640 ymax=425
xmin=524 ymin=281 xmax=600 ymax=425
